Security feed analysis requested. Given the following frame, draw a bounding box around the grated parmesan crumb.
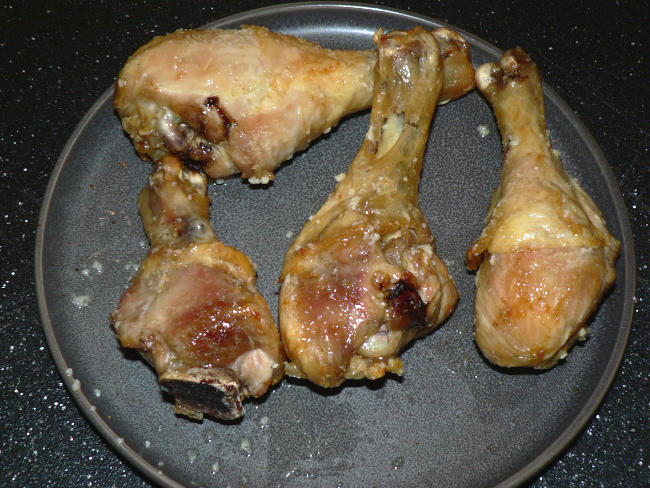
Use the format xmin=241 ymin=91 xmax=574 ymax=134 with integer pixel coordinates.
xmin=477 ymin=124 xmax=490 ymax=137
xmin=249 ymin=175 xmax=271 ymax=185
xmin=72 ymin=293 xmax=91 ymax=308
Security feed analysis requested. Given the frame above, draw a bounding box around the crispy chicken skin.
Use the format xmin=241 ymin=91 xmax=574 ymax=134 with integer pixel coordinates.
xmin=114 ymin=25 xmax=474 ymax=182
xmin=466 ymin=49 xmax=620 ymax=368
xmin=110 ymin=156 xmax=284 ymax=419
xmin=278 ymin=27 xmax=460 ymax=388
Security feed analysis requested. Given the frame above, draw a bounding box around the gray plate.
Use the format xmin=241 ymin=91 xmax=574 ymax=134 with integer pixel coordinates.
xmin=35 ymin=3 xmax=635 ymax=487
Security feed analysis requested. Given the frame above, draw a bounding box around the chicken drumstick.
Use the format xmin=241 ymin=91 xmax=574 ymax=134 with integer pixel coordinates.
xmin=114 ymin=25 xmax=474 ymax=182
xmin=466 ymin=49 xmax=620 ymax=368
xmin=110 ymin=155 xmax=284 ymax=419
xmin=279 ymin=27 xmax=459 ymax=388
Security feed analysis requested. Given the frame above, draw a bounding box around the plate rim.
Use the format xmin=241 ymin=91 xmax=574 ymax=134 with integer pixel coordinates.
xmin=34 ymin=2 xmax=636 ymax=487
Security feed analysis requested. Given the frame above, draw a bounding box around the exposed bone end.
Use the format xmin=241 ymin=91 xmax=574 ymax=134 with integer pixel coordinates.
xmin=475 ymin=62 xmax=498 ymax=93
xmin=232 ymin=348 xmax=280 ymax=398
xmin=501 ymin=48 xmax=533 ymax=70
xmin=432 ymin=27 xmax=465 ymax=45
xmin=477 ymin=48 xmax=538 ymax=96
xmin=500 ymin=53 xmax=520 ymax=73
xmin=160 ymin=368 xmax=244 ymax=420
xmin=432 ymin=27 xmax=476 ymax=102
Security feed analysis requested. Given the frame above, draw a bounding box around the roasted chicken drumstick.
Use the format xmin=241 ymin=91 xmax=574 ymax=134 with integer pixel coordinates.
xmin=110 ymin=155 xmax=284 ymax=419
xmin=279 ymin=27 xmax=460 ymax=388
xmin=466 ymin=49 xmax=620 ymax=368
xmin=114 ymin=25 xmax=474 ymax=182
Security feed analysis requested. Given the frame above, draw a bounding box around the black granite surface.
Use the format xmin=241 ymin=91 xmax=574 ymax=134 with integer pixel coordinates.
xmin=1 ymin=1 xmax=647 ymax=486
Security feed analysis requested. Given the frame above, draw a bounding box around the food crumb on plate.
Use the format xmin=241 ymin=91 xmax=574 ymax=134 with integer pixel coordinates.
xmin=240 ymin=438 xmax=252 ymax=456
xmin=477 ymin=124 xmax=490 ymax=137
xmin=72 ymin=293 xmax=91 ymax=308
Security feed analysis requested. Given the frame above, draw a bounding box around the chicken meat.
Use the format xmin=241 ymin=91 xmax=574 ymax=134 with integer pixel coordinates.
xmin=114 ymin=25 xmax=474 ymax=182
xmin=110 ymin=155 xmax=284 ymax=419
xmin=278 ymin=27 xmax=460 ymax=388
xmin=466 ymin=49 xmax=620 ymax=368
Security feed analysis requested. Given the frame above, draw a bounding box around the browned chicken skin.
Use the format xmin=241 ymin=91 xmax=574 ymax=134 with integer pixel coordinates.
xmin=278 ymin=27 xmax=460 ymax=388
xmin=466 ymin=49 xmax=620 ymax=368
xmin=110 ymin=155 xmax=284 ymax=419
xmin=114 ymin=25 xmax=474 ymax=182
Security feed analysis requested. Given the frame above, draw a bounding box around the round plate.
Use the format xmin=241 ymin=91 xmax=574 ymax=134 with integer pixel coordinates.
xmin=35 ymin=3 xmax=634 ymax=487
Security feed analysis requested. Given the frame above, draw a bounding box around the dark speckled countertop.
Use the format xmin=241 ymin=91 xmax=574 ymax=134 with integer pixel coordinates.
xmin=1 ymin=1 xmax=647 ymax=486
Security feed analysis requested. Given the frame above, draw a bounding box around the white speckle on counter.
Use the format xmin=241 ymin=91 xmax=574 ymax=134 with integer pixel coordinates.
xmin=260 ymin=415 xmax=270 ymax=428
xmin=145 ymin=440 xmax=151 ymax=448
xmin=211 ymin=459 xmax=220 ymax=474
xmin=477 ymin=124 xmax=491 ymax=137
xmin=285 ymin=231 xmax=293 ymax=238
xmin=93 ymin=388 xmax=101 ymax=398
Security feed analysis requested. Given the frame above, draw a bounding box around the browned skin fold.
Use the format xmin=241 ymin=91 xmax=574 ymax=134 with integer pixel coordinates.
xmin=467 ymin=49 xmax=620 ymax=368
xmin=278 ymin=27 xmax=460 ymax=388
xmin=114 ymin=25 xmax=475 ymax=181
xmin=110 ymin=155 xmax=284 ymax=419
